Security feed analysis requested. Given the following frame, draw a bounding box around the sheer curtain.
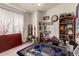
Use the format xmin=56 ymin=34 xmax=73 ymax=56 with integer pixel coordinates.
xmin=0 ymin=8 xmax=24 ymax=35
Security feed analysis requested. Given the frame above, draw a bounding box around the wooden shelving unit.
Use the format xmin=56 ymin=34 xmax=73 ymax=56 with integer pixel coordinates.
xmin=59 ymin=13 xmax=75 ymax=45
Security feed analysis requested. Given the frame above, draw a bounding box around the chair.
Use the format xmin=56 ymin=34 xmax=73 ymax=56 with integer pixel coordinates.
xmin=49 ymin=36 xmax=60 ymax=46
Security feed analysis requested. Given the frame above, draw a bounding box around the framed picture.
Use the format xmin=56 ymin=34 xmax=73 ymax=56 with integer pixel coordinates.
xmin=43 ymin=22 xmax=46 ymax=25
xmin=39 ymin=22 xmax=41 ymax=25
xmin=44 ymin=26 xmax=46 ymax=30
xmin=43 ymin=16 xmax=50 ymax=20
xmin=39 ymin=26 xmax=42 ymax=30
xmin=46 ymin=22 xmax=53 ymax=25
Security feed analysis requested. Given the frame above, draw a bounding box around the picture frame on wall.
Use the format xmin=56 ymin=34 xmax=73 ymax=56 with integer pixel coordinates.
xmin=43 ymin=22 xmax=46 ymax=25
xmin=39 ymin=22 xmax=41 ymax=25
xmin=39 ymin=26 xmax=42 ymax=30
xmin=43 ymin=16 xmax=50 ymax=20
xmin=44 ymin=26 xmax=46 ymax=30
xmin=45 ymin=22 xmax=53 ymax=25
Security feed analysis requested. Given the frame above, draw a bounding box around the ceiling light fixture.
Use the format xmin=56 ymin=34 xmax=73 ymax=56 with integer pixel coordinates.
xmin=37 ymin=3 xmax=42 ymax=6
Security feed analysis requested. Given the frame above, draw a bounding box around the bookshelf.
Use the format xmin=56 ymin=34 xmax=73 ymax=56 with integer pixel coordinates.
xmin=59 ymin=13 xmax=75 ymax=45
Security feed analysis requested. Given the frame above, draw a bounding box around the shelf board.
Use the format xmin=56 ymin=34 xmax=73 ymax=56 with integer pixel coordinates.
xmin=59 ymin=34 xmax=67 ymax=36
xmin=59 ymin=23 xmax=66 ymax=25
xmin=67 ymin=16 xmax=75 ymax=18
xmin=59 ymin=29 xmax=66 ymax=31
xmin=59 ymin=16 xmax=75 ymax=19
xmin=59 ymin=15 xmax=75 ymax=41
xmin=68 ymin=34 xmax=74 ymax=35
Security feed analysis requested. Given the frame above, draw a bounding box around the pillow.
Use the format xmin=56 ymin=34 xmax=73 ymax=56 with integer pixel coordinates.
xmin=51 ymin=36 xmax=60 ymax=43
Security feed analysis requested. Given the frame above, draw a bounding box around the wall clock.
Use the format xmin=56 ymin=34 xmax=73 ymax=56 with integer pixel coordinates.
xmin=51 ymin=15 xmax=58 ymax=22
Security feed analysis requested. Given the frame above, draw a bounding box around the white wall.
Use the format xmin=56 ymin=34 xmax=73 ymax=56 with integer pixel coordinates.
xmin=31 ymin=11 xmax=38 ymax=37
xmin=23 ymin=12 xmax=32 ymax=43
xmin=23 ymin=11 xmax=43 ymax=43
xmin=0 ymin=3 xmax=24 ymax=14
xmin=43 ymin=3 xmax=77 ymax=38
xmin=31 ymin=11 xmax=43 ymax=37
xmin=37 ymin=11 xmax=43 ymax=37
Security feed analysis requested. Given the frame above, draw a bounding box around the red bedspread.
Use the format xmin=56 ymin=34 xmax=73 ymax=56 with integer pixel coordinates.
xmin=0 ymin=33 xmax=22 ymax=53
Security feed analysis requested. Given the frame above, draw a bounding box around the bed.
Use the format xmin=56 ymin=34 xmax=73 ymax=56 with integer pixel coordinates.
xmin=17 ymin=43 xmax=74 ymax=56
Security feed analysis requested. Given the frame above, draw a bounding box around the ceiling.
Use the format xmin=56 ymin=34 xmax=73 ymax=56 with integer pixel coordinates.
xmin=10 ymin=3 xmax=60 ymax=13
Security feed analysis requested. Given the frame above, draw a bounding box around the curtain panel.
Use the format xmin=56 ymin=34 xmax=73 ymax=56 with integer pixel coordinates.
xmin=0 ymin=8 xmax=24 ymax=35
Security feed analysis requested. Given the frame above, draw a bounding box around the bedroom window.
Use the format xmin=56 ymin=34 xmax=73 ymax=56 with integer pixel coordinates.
xmin=0 ymin=8 xmax=24 ymax=35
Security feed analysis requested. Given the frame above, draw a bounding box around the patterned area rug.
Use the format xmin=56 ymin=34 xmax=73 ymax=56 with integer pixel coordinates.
xmin=17 ymin=43 xmax=73 ymax=56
